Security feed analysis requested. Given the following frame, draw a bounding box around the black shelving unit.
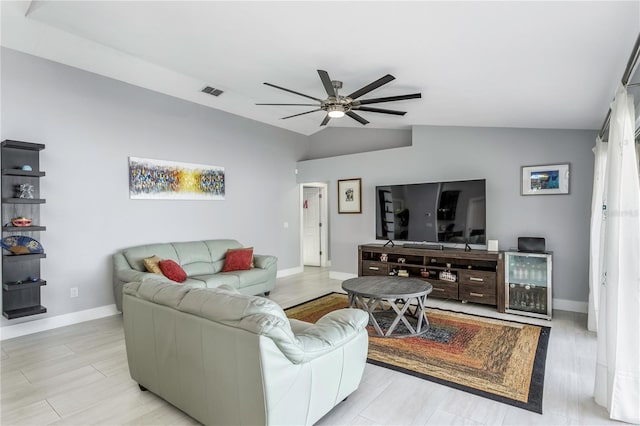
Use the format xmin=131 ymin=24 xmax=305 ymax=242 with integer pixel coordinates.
xmin=3 ymin=226 xmax=46 ymax=232
xmin=1 ymin=140 xmax=47 ymax=319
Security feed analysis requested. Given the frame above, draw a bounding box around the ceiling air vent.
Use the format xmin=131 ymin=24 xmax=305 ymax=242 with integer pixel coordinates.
xmin=202 ymin=86 xmax=224 ymax=97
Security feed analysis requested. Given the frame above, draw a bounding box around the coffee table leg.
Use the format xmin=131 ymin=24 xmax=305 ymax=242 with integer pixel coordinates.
xmin=387 ymin=298 xmax=418 ymax=336
xmin=386 ymin=296 xmax=430 ymax=337
xmin=356 ymin=294 xmax=385 ymax=336
xmin=415 ymin=294 xmax=429 ymax=333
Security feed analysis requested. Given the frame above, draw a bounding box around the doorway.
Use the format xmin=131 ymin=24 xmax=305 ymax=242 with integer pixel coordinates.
xmin=300 ymin=183 xmax=329 ymax=267
xmin=465 ymin=196 xmax=486 ymax=241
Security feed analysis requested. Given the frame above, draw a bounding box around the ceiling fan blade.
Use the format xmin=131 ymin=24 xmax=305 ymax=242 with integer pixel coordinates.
xmin=352 ymin=106 xmax=407 ymax=116
xmin=256 ymin=103 xmax=319 ymax=106
xmin=346 ymin=111 xmax=369 ymax=125
xmin=347 ymin=74 xmax=395 ymax=100
xmin=318 ymin=70 xmax=335 ymax=97
xmin=281 ymin=109 xmax=322 ymax=119
xmin=263 ymin=82 xmax=322 ymax=102
xmin=320 ymin=115 xmax=331 ymax=126
xmin=356 ymin=93 xmax=422 ymax=105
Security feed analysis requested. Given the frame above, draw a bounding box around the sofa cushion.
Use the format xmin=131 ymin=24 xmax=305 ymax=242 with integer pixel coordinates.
xmin=159 ymin=260 xmax=187 ymax=283
xmin=222 ymin=268 xmax=270 ymax=289
xmin=172 ymin=241 xmax=215 ymax=276
xmin=182 ymin=278 xmax=207 ymax=288
xmin=222 ymin=247 xmax=254 ymax=272
xmin=143 ymin=255 xmax=163 ymax=274
xmin=181 ymin=262 xmax=215 ymax=276
xmin=177 ymin=287 xmax=293 ymax=336
xmin=204 ymin=239 xmax=243 ymax=271
xmin=123 ymin=244 xmax=179 ymax=272
xmin=191 ymin=273 xmax=240 ymax=288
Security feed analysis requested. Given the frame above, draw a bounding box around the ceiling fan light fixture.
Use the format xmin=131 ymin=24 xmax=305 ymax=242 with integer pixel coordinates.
xmin=327 ymin=105 xmax=345 ymax=118
xmin=259 ymin=70 xmax=421 ymax=126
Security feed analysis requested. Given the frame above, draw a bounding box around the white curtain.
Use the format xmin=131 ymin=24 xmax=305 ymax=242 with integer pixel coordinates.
xmin=587 ymin=137 xmax=607 ymax=332
xmin=592 ymin=84 xmax=640 ymax=424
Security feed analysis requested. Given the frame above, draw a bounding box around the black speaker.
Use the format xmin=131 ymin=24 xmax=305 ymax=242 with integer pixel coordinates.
xmin=518 ymin=237 xmax=545 ymax=253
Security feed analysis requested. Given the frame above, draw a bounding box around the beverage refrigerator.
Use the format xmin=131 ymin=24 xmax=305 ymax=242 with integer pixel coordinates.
xmin=504 ymin=251 xmax=552 ymax=320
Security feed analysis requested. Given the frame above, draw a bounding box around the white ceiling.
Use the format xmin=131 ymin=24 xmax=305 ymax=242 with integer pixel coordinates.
xmin=2 ymin=1 xmax=639 ymax=136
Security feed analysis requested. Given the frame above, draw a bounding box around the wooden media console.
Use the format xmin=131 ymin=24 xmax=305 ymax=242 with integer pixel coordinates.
xmin=358 ymin=244 xmax=505 ymax=312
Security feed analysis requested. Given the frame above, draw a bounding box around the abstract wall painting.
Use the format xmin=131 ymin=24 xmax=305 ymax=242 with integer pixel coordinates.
xmin=129 ymin=157 xmax=225 ymax=200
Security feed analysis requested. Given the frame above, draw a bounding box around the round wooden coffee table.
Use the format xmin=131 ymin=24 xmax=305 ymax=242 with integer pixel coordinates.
xmin=342 ymin=276 xmax=433 ymax=338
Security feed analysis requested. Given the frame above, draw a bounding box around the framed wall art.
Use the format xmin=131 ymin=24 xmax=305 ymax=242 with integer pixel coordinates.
xmin=338 ymin=178 xmax=362 ymax=214
xmin=521 ymin=163 xmax=569 ymax=195
xmin=129 ymin=157 xmax=225 ymax=200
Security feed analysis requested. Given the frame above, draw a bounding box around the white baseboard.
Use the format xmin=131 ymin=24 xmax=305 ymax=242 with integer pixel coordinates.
xmin=329 ymin=271 xmax=358 ymax=281
xmin=277 ymin=266 xmax=304 ymax=278
xmin=0 ymin=304 xmax=119 ymax=341
xmin=553 ymin=298 xmax=588 ymax=313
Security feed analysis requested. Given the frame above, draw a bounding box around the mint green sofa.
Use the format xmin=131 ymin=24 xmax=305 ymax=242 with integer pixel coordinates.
xmin=112 ymin=239 xmax=277 ymax=311
xmin=123 ymin=279 xmax=368 ymax=426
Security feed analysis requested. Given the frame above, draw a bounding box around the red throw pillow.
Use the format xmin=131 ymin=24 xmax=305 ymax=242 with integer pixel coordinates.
xmin=158 ymin=259 xmax=187 ymax=283
xmin=222 ymin=247 xmax=254 ymax=272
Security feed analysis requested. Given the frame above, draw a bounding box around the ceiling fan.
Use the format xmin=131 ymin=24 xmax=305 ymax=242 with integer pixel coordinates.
xmin=257 ymin=70 xmax=421 ymax=126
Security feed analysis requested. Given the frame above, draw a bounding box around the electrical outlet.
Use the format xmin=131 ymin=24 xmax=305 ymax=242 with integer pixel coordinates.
xmin=70 ymin=287 xmax=79 ymax=298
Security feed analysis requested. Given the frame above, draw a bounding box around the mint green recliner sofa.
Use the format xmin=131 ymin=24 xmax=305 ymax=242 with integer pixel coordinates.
xmin=123 ymin=279 xmax=369 ymax=426
xmin=112 ymin=239 xmax=277 ymax=311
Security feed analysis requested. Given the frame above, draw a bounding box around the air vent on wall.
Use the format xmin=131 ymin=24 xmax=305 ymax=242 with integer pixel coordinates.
xmin=202 ymin=86 xmax=224 ymax=97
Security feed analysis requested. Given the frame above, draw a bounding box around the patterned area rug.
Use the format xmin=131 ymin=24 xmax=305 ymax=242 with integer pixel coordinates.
xmin=285 ymin=292 xmax=550 ymax=413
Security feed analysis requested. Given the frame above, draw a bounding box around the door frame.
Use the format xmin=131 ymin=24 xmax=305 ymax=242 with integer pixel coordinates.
xmin=299 ymin=182 xmax=329 ymax=268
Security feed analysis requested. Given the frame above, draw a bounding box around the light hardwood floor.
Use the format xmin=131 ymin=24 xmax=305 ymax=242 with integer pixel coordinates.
xmin=0 ymin=267 xmax=622 ymax=425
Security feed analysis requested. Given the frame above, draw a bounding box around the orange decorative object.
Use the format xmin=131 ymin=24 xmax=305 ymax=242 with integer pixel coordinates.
xmin=11 ymin=217 xmax=32 ymax=227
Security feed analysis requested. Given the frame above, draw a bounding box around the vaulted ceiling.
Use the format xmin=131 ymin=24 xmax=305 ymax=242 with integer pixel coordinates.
xmin=2 ymin=1 xmax=639 ymax=135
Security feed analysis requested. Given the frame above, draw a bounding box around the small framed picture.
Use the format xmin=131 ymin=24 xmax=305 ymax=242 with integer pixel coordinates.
xmin=338 ymin=178 xmax=362 ymax=214
xmin=521 ymin=164 xmax=570 ymax=195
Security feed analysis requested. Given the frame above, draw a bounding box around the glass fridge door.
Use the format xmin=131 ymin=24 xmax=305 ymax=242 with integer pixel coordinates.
xmin=506 ymin=252 xmax=551 ymax=318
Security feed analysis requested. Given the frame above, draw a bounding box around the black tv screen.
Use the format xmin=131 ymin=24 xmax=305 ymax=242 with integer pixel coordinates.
xmin=375 ymin=179 xmax=486 ymax=245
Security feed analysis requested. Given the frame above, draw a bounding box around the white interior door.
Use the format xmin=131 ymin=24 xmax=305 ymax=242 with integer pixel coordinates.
xmin=303 ymin=186 xmax=321 ymax=266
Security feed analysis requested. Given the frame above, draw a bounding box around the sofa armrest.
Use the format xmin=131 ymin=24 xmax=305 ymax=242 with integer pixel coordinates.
xmin=293 ymin=308 xmax=368 ymax=362
xmin=254 ymin=254 xmax=277 ymax=269
xmin=289 ymin=318 xmax=314 ymax=335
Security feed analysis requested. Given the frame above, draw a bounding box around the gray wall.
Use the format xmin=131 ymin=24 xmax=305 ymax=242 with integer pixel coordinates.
xmin=304 ymin=127 xmax=411 ymax=160
xmin=297 ymin=125 xmax=596 ymax=303
xmin=1 ymin=48 xmax=306 ymax=326
xmin=0 ymin=46 xmax=598 ymax=327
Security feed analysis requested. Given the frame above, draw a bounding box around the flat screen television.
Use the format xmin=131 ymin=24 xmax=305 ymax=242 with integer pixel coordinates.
xmin=375 ymin=179 xmax=486 ymax=247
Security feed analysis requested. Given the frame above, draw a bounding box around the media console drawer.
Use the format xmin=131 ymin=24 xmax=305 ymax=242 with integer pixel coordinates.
xmin=459 ymin=282 xmax=496 ymax=305
xmin=362 ymin=261 xmax=389 ymax=276
xmin=458 ymin=270 xmax=496 ymax=286
xmin=429 ymin=280 xmax=458 ymax=300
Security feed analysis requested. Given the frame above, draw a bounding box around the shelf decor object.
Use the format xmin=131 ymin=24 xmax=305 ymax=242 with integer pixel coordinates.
xmin=18 ymin=183 xmax=35 ymax=199
xmin=337 ymin=178 xmax=362 ymax=214
xmin=11 ymin=217 xmax=32 ymax=227
xmin=1 ymin=235 xmax=44 ymax=254
xmin=521 ymin=163 xmax=570 ymax=195
xmin=1 ymin=139 xmax=47 ymax=319
xmin=129 ymin=157 xmax=225 ymax=200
